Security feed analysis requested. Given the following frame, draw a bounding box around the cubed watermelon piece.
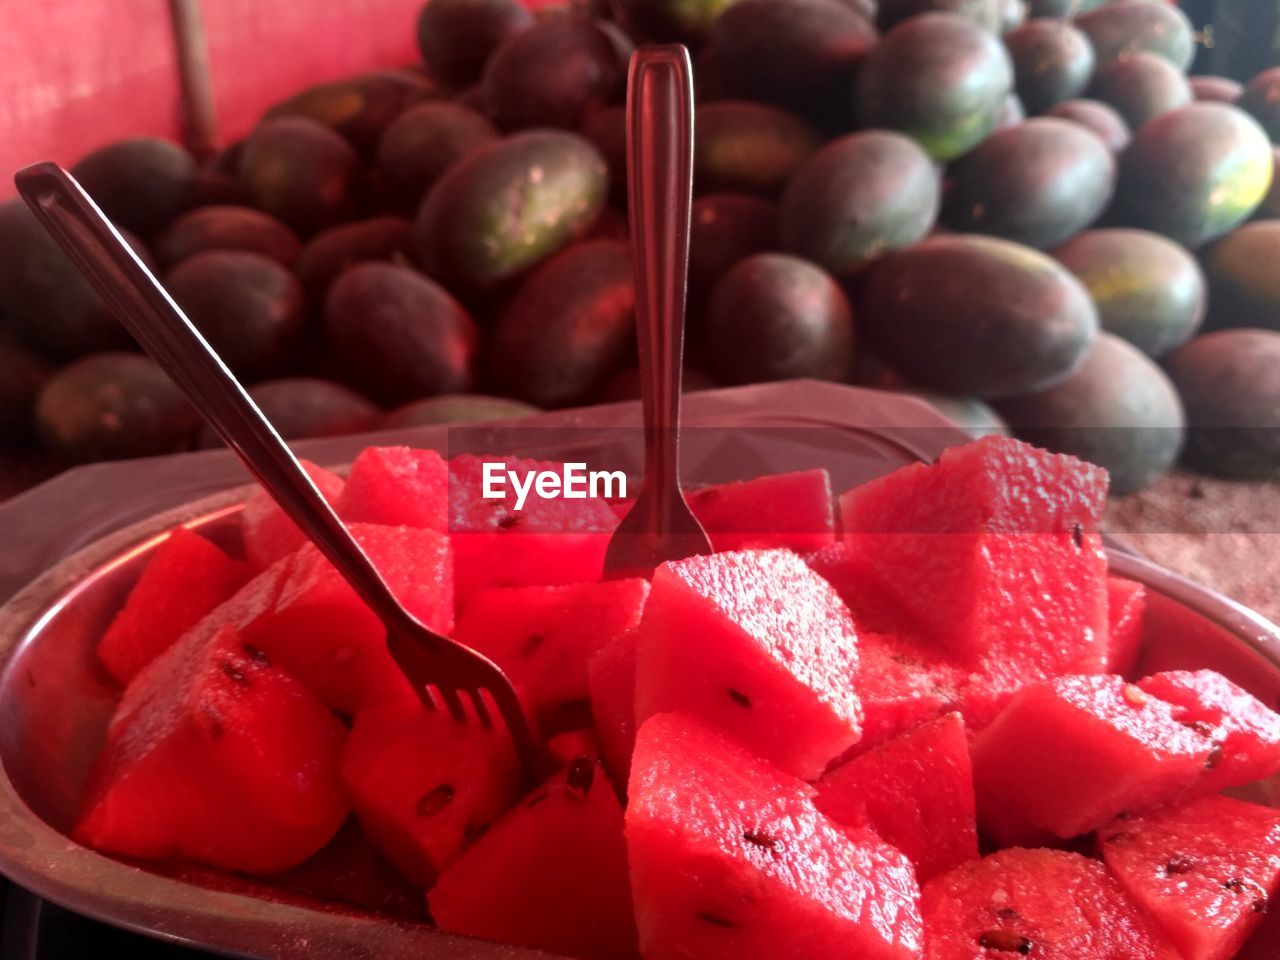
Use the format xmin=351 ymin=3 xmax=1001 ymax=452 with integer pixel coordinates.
xmin=335 ymin=445 xmax=448 ymax=531
xmin=98 ymin=527 xmax=249 ymax=686
xmin=840 ymin=436 xmax=1109 ymax=673
xmin=805 ymin=539 xmax=924 ymax=636
xmin=971 ymin=674 xmax=1216 ymax=843
xmin=817 ymin=713 xmax=977 ymax=883
xmin=634 ymin=548 xmax=862 ymax=780
xmin=430 ymin=757 xmax=638 ymax=960
xmin=76 ymin=624 xmax=349 ymax=874
xmin=1138 ymin=669 xmax=1280 ymax=795
xmin=241 ymin=460 xmax=345 ymax=571
xmin=1100 ymin=794 xmax=1280 ymax=960
xmin=589 ymin=628 xmax=638 ymax=794
xmin=1109 ymin=576 xmax=1148 ymax=677
xmin=923 ymin=848 xmax=1179 ymax=960
xmin=339 ymin=698 xmax=521 ymax=887
xmin=454 ymin=578 xmax=650 ymax=732
xmin=243 ymin=523 xmax=453 ymax=713
xmin=857 ymin=632 xmax=964 ymax=750
xmin=627 ymin=712 xmax=923 ymax=960
xmin=688 ymin=468 xmax=836 ymax=553
xmin=447 ymin=455 xmax=618 ymax=608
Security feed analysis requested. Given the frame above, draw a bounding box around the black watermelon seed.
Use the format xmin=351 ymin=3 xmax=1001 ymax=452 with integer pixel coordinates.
xmin=1253 ymin=897 xmax=1269 ymax=914
xmin=219 ymin=661 xmax=249 ymax=686
xmin=728 ymin=688 xmax=752 ymax=708
xmin=696 ymin=911 xmax=734 ymax=929
xmin=744 ymin=830 xmax=781 ymax=852
xmin=566 ymin=756 xmax=596 ymax=797
xmin=242 ymin=643 xmax=271 ymax=665
xmin=1071 ymin=523 xmax=1084 ymax=549
xmin=1165 ymin=855 xmax=1196 ymax=876
xmin=978 ymin=930 xmax=1033 ymax=954
xmin=522 ymin=633 xmax=546 ymax=656
xmin=417 ymin=784 xmax=455 ymax=817
xmin=497 ymin=514 xmax=521 ymax=529
xmin=1205 ymin=746 xmax=1225 ymax=770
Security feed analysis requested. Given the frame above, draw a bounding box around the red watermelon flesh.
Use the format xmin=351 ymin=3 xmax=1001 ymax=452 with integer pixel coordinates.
xmin=339 ymin=698 xmax=521 ymax=888
xmin=243 ymin=523 xmax=453 ymax=713
xmin=430 ymin=756 xmax=639 ymax=960
xmin=687 ymin=468 xmax=836 ymax=553
xmin=626 ymin=711 xmax=923 ymax=960
xmin=589 ymin=627 xmax=638 ymax=794
xmin=335 ymin=445 xmax=448 ymax=531
xmin=922 ymin=848 xmax=1179 ymax=960
xmin=971 ymin=674 xmax=1216 ymax=843
xmin=241 ymin=460 xmax=345 ymax=572
xmin=817 ymin=713 xmax=978 ymax=883
xmin=805 ymin=539 xmax=925 ymax=637
xmin=98 ymin=527 xmax=249 ymax=686
xmin=1100 ymin=794 xmax=1280 ymax=960
xmin=839 ymin=436 xmax=1109 ymax=673
xmin=856 ymin=632 xmax=965 ymax=750
xmin=1137 ymin=670 xmax=1280 ymax=795
xmin=454 ymin=578 xmax=650 ymax=733
xmin=634 ymin=548 xmax=863 ymax=780
xmin=1108 ymin=576 xmax=1148 ymax=677
xmin=447 ymin=454 xmax=619 ymax=608
xmin=76 ymin=624 xmax=349 ymax=875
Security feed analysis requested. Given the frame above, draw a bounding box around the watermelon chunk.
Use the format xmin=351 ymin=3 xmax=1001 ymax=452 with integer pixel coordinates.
xmin=335 ymin=445 xmax=448 ymax=531
xmin=447 ymin=454 xmax=618 ymax=608
xmin=856 ymin=632 xmax=964 ymax=750
xmin=840 ymin=436 xmax=1109 ymax=674
xmin=1108 ymin=576 xmax=1148 ymax=677
xmin=805 ymin=539 xmax=924 ymax=636
xmin=241 ymin=459 xmax=345 ymax=572
xmin=76 ymin=624 xmax=349 ymax=874
xmin=98 ymin=527 xmax=249 ymax=686
xmin=1137 ymin=669 xmax=1280 ymax=795
xmin=688 ymin=468 xmax=836 ymax=553
xmin=971 ymin=674 xmax=1216 ymax=843
xmin=243 ymin=523 xmax=453 ymax=713
xmin=817 ymin=713 xmax=978 ymax=883
xmin=454 ymin=578 xmax=650 ymax=732
xmin=339 ymin=698 xmax=521 ymax=887
xmin=627 ymin=712 xmax=923 ymax=960
xmin=1100 ymin=794 xmax=1280 ymax=960
xmin=430 ymin=757 xmax=638 ymax=960
xmin=923 ymin=848 xmax=1179 ymax=960
xmin=589 ymin=628 xmax=638 ymax=793
xmin=547 ymin=728 xmax=600 ymax=769
xmin=634 ymin=548 xmax=862 ymax=780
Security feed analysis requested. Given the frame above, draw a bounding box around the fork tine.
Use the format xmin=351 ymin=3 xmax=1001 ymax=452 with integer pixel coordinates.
xmin=465 ymin=688 xmax=494 ymax=729
xmin=438 ymin=685 xmax=468 ymax=723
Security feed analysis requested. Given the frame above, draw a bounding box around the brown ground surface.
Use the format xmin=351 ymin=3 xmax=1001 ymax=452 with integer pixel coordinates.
xmin=1108 ymin=470 xmax=1280 ymax=624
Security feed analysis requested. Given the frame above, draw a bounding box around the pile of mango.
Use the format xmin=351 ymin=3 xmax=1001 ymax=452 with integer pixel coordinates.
xmin=2 ymin=0 xmax=1280 ymax=495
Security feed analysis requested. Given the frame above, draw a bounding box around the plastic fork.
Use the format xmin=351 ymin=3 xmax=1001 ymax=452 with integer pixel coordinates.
xmin=603 ymin=46 xmax=713 ymax=578
xmin=14 ymin=161 xmax=546 ymax=782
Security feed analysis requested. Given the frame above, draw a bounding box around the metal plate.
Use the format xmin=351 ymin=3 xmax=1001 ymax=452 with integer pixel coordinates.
xmin=0 ymin=381 xmax=1276 ymax=959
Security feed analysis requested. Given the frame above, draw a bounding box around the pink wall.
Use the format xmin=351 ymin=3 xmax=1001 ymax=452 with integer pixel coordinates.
xmin=0 ymin=0 xmax=424 ymax=187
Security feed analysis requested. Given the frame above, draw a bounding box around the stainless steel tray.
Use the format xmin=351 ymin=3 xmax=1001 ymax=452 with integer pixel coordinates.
xmin=1 ymin=381 xmax=1277 ymax=959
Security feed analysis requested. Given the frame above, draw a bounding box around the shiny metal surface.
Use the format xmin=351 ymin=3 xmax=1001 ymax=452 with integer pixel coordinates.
xmin=0 ymin=381 xmax=1276 ymax=958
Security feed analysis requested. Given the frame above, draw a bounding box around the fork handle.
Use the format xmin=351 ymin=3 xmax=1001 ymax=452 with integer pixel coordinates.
xmin=14 ymin=163 xmax=409 ymax=627
xmin=627 ymin=46 xmax=695 ymax=518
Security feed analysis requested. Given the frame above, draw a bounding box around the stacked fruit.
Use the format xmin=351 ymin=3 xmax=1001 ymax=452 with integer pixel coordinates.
xmin=2 ymin=0 xmax=1280 ymax=493
xmin=75 ymin=436 xmax=1280 ymax=958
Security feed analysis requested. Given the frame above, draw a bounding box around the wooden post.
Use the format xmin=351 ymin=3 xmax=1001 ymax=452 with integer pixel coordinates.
xmin=168 ymin=0 xmax=219 ymax=162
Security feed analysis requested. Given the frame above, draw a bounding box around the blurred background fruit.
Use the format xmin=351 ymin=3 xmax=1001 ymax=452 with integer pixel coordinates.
xmin=3 ymin=0 xmax=1280 ymax=504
